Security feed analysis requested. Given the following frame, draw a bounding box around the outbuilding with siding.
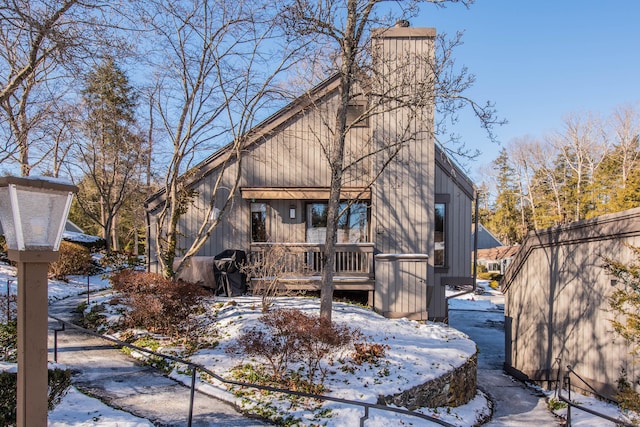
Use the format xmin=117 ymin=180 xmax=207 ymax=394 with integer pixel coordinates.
xmin=502 ymin=207 xmax=640 ymax=399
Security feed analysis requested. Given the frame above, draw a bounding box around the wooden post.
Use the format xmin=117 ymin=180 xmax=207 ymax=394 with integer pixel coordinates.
xmin=10 ymin=249 xmax=59 ymax=427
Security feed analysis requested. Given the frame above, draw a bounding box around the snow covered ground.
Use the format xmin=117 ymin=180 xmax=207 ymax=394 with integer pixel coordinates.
xmin=77 ymin=292 xmax=490 ymax=426
xmin=0 ymin=263 xmax=636 ymax=426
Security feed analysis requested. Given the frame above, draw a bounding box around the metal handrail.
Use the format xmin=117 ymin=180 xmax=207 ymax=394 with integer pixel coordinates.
xmin=565 ymin=364 xmax=615 ymax=403
xmin=49 ymin=315 xmax=455 ymax=427
xmin=558 ymin=365 xmax=635 ymax=427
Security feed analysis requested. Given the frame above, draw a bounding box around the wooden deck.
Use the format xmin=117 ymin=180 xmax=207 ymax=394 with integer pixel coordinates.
xmin=247 ymin=242 xmax=375 ymax=305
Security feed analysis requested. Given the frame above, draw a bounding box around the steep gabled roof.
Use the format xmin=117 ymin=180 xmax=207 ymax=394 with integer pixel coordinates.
xmin=434 ymin=145 xmax=476 ymax=200
xmin=472 ymin=223 xmax=504 ymax=249
xmin=145 ymin=74 xmax=342 ymax=210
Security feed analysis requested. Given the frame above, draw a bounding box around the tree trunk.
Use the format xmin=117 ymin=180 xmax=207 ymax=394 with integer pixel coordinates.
xmin=319 ymin=1 xmax=357 ymax=321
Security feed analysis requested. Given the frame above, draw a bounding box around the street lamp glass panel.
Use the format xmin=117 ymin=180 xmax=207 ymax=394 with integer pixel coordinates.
xmin=0 ymin=177 xmax=76 ymax=251
xmin=0 ymin=186 xmax=18 ymax=249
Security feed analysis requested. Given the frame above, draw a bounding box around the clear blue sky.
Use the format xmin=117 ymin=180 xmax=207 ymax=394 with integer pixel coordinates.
xmin=410 ymin=0 xmax=640 ymax=179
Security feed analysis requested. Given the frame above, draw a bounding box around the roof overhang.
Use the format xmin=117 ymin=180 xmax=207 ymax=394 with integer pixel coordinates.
xmin=241 ymin=187 xmax=370 ymax=200
xmin=434 ymin=145 xmax=476 ymax=199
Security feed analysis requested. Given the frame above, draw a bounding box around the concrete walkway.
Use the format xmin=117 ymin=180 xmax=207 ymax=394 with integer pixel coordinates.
xmin=449 ymin=302 xmax=562 ymax=426
xmin=48 ymin=295 xmax=268 ymax=427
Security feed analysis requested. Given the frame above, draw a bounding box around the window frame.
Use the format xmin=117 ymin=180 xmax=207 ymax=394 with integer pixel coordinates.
xmin=305 ymin=200 xmax=370 ymax=243
xmin=434 ymin=194 xmax=449 ymax=271
xmin=250 ymin=202 xmax=267 ymax=242
xmin=346 ymin=102 xmax=369 ymax=128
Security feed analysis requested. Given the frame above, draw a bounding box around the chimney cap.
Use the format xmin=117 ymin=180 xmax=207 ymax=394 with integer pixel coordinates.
xmin=395 ymin=20 xmax=410 ymax=28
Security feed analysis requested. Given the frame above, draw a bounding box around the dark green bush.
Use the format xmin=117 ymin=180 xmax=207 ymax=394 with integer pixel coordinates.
xmin=0 ymin=320 xmax=17 ymax=363
xmin=49 ymin=241 xmax=93 ymax=280
xmin=0 ymin=368 xmax=71 ymax=425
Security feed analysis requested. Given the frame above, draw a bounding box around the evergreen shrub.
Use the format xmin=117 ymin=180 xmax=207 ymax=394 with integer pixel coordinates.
xmin=0 ymin=368 xmax=71 ymax=425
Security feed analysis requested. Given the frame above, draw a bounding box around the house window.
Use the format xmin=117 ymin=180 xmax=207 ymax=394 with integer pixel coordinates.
xmin=306 ymin=201 xmax=369 ymax=243
xmin=435 ymin=202 xmax=446 ymax=267
xmin=488 ymin=262 xmax=501 ymax=272
xmin=251 ymin=203 xmax=267 ymax=242
xmin=346 ymin=103 xmax=369 ymax=127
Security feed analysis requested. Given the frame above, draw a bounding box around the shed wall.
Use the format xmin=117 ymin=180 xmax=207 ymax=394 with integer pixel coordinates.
xmin=503 ymin=207 xmax=640 ymax=398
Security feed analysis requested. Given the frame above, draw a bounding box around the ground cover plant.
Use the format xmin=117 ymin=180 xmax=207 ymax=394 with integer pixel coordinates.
xmin=0 ymin=368 xmax=72 ymax=426
xmin=227 ymin=308 xmax=363 ymax=394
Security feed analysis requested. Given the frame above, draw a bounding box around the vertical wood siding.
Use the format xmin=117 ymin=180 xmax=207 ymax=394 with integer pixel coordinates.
xmin=370 ymin=28 xmax=436 ymax=319
xmin=431 ymin=157 xmax=474 ymax=319
xmin=375 ymin=255 xmax=429 ymax=320
xmin=148 ymin=89 xmax=374 ymax=265
xmin=503 ymin=207 xmax=640 ymax=398
xmin=244 ymin=93 xmax=371 ymax=189
xmin=146 ymin=27 xmax=475 ymax=323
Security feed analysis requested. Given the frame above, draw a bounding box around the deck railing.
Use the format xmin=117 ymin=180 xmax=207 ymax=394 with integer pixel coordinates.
xmin=248 ymin=242 xmax=375 ymax=277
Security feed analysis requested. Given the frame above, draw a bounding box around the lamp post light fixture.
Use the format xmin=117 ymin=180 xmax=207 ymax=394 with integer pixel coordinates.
xmin=0 ymin=176 xmax=77 ymax=427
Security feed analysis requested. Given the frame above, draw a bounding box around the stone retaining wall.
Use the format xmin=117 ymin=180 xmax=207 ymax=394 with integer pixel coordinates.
xmin=378 ymin=353 xmax=477 ymax=409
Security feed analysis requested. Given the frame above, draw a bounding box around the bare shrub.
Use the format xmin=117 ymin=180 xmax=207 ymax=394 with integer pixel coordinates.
xmin=244 ymin=244 xmax=309 ymax=312
xmin=49 ymin=241 xmax=93 ymax=280
xmin=110 ymin=270 xmax=209 ymax=337
xmin=100 ymin=251 xmax=145 ymax=274
xmin=227 ymin=308 xmax=355 ymax=392
xmin=352 ymin=342 xmax=389 ymax=365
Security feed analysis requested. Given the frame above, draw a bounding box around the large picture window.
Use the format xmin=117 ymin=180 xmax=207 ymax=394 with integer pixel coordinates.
xmin=434 ymin=202 xmax=446 ymax=267
xmin=251 ymin=203 xmax=267 ymax=242
xmin=306 ymin=201 xmax=369 ymax=243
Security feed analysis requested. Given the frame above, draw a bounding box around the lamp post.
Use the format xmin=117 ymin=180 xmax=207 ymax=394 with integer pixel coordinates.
xmin=0 ymin=176 xmax=77 ymax=427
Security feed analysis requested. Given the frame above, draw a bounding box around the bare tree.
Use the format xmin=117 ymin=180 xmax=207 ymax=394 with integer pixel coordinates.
xmin=609 ymin=105 xmax=640 ymax=187
xmin=0 ymin=0 xmax=130 ymax=176
xmin=550 ymin=113 xmax=607 ymax=221
xmin=280 ymin=0 xmax=503 ymax=321
xmin=0 ymin=63 xmax=73 ymax=175
xmin=140 ymin=0 xmax=307 ymax=278
xmin=0 ymin=0 xmax=80 ymax=105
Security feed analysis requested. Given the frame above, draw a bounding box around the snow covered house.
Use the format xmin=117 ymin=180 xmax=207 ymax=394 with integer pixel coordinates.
xmin=145 ymin=25 xmax=476 ymax=321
